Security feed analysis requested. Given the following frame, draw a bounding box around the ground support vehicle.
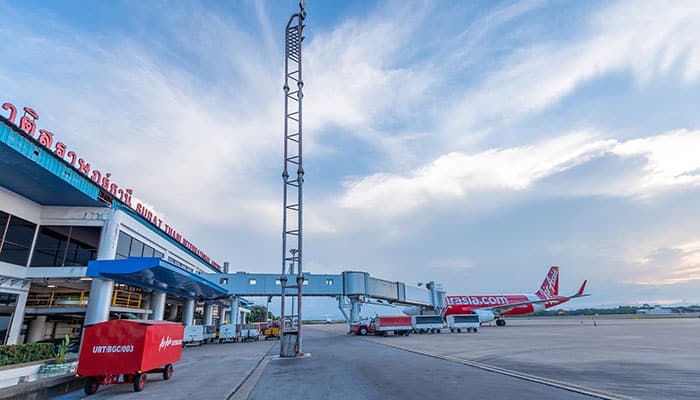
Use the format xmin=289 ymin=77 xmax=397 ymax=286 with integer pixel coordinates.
xmin=446 ymin=314 xmax=480 ymax=333
xmin=412 ymin=315 xmax=445 ymax=334
xmin=218 ymin=324 xmax=239 ymax=343
xmin=77 ymin=320 xmax=183 ymax=395
xmin=352 ymin=316 xmax=412 ymax=337
xmin=263 ymin=321 xmax=280 ymax=340
xmin=241 ymin=324 xmax=260 ymax=341
xmin=183 ymin=325 xmax=204 ymax=346
xmin=203 ymin=325 xmax=216 ymax=343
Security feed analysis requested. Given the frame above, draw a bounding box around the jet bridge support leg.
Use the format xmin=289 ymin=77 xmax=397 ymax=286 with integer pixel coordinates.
xmin=337 ymin=296 xmax=350 ymax=325
xmin=349 ymin=299 xmax=362 ymax=323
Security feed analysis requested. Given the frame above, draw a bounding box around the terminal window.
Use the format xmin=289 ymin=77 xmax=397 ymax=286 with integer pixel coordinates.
xmin=0 ymin=211 xmax=37 ymax=266
xmin=30 ymin=226 xmax=100 ymax=267
xmin=116 ymin=231 xmax=165 ymax=260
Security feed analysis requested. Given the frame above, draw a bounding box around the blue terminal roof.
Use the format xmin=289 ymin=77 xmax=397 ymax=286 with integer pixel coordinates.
xmin=0 ymin=116 xmax=109 ymax=207
xmin=87 ymin=258 xmax=228 ymax=301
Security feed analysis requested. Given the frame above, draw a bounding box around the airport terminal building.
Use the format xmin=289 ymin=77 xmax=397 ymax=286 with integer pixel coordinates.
xmin=0 ymin=104 xmax=241 ymax=345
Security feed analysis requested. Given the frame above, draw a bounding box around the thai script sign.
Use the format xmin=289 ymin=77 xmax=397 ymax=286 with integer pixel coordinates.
xmin=2 ymin=101 xmax=221 ymax=271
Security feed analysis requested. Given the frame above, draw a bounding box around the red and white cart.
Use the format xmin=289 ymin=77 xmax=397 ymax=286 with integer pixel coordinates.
xmin=77 ymin=320 xmax=184 ymax=395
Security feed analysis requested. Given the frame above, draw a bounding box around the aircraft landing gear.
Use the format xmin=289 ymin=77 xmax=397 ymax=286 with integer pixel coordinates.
xmin=496 ymin=319 xmax=506 ymax=327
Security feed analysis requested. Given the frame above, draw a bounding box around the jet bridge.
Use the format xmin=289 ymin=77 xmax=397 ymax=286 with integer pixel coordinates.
xmin=203 ymin=271 xmax=445 ymax=323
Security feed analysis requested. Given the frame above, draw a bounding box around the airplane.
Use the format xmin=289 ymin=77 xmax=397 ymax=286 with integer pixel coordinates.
xmin=405 ymin=266 xmax=588 ymax=326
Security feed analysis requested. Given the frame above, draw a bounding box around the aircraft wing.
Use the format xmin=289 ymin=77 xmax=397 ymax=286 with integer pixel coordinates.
xmin=486 ymin=280 xmax=589 ymax=315
xmin=485 ymin=297 xmax=561 ymax=315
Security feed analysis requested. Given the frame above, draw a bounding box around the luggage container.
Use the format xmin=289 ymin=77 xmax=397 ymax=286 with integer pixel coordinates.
xmin=218 ymin=324 xmax=238 ymax=343
xmin=203 ymin=325 xmax=216 ymax=343
xmin=241 ymin=324 xmax=260 ymax=341
xmin=412 ymin=315 xmax=444 ymax=333
xmin=447 ymin=314 xmax=480 ymax=333
xmin=183 ymin=325 xmax=204 ymax=346
xmin=77 ymin=320 xmax=183 ymax=395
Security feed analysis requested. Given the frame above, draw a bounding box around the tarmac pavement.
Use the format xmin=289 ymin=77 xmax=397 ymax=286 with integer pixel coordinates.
xmin=52 ymin=338 xmax=276 ymax=400
xmin=358 ymin=317 xmax=700 ymax=400
xmin=247 ymin=325 xmax=593 ymax=400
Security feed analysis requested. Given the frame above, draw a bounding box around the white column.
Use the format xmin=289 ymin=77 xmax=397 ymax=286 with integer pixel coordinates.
xmin=182 ymin=299 xmax=195 ymax=326
xmin=26 ymin=315 xmax=47 ymax=343
xmin=204 ymin=304 xmax=214 ymax=326
xmin=230 ymin=297 xmax=239 ymax=327
xmin=151 ymin=292 xmax=166 ymax=321
xmin=85 ymin=278 xmax=114 ymax=325
xmin=139 ymin=294 xmax=151 ymax=320
xmin=96 ymin=209 xmax=118 ymax=260
xmin=168 ymin=304 xmax=179 ymax=320
xmin=6 ymin=291 xmax=28 ymax=345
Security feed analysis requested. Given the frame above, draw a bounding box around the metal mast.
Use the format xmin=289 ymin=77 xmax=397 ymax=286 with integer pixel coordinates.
xmin=280 ymin=0 xmax=306 ymax=358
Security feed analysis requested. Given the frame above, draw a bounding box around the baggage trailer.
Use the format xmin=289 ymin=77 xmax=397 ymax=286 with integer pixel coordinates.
xmin=412 ymin=315 xmax=445 ymax=334
xmin=183 ymin=325 xmax=204 ymax=346
xmin=241 ymin=324 xmax=260 ymax=341
xmin=203 ymin=325 xmax=216 ymax=343
xmin=447 ymin=314 xmax=480 ymax=333
xmin=77 ymin=320 xmax=183 ymax=395
xmin=352 ymin=316 xmax=412 ymax=337
xmin=218 ymin=324 xmax=238 ymax=343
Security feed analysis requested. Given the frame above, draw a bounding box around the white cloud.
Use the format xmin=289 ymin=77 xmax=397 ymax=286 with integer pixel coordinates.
xmin=443 ymin=0 xmax=700 ymax=143
xmin=337 ymin=129 xmax=700 ymax=218
xmin=611 ymin=130 xmax=700 ymax=192
xmin=627 ymin=240 xmax=700 ymax=286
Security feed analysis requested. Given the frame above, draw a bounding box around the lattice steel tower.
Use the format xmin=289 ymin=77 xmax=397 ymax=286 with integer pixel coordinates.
xmin=279 ymin=0 xmax=306 ymax=358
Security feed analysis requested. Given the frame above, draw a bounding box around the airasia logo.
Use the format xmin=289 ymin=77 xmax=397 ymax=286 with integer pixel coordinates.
xmin=447 ymin=296 xmax=509 ymax=306
xmin=158 ymin=336 xmax=182 ymax=351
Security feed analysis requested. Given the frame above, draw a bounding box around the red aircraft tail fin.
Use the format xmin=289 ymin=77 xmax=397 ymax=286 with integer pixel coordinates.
xmin=573 ymin=280 xmax=588 ymax=298
xmin=536 ymin=266 xmax=559 ymax=298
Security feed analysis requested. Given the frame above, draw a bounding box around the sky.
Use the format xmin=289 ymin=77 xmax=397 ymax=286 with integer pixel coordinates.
xmin=2 ymin=0 xmax=700 ymax=318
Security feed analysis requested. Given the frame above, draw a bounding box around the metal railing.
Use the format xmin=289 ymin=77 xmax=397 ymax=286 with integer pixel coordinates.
xmin=111 ymin=289 xmax=142 ymax=309
xmin=26 ymin=291 xmax=88 ymax=308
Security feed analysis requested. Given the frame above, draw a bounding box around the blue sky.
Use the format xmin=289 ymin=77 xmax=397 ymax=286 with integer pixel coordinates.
xmin=2 ymin=0 xmax=700 ymax=317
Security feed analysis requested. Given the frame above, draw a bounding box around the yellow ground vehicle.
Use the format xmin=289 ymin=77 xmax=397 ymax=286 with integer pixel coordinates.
xmin=263 ymin=321 xmax=281 ymax=340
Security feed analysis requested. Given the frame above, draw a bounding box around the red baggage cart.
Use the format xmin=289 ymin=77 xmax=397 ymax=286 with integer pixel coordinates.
xmin=77 ymin=320 xmax=184 ymax=395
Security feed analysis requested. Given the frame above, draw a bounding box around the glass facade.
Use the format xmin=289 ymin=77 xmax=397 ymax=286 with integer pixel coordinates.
xmin=0 ymin=314 xmax=10 ymax=345
xmin=0 ymin=292 xmax=18 ymax=307
xmin=30 ymin=226 xmax=101 ymax=267
xmin=116 ymin=231 xmax=164 ymax=260
xmin=0 ymin=211 xmax=37 ymax=266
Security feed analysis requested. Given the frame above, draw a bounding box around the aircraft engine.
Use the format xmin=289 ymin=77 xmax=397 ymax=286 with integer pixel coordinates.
xmin=473 ymin=309 xmax=496 ymax=323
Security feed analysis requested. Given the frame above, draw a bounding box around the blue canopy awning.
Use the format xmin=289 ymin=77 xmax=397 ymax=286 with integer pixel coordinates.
xmin=87 ymin=258 xmax=228 ymax=301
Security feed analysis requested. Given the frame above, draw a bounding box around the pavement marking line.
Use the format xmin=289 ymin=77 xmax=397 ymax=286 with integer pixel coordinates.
xmin=227 ymin=355 xmax=273 ymax=400
xmin=367 ymin=339 xmax=637 ymax=400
